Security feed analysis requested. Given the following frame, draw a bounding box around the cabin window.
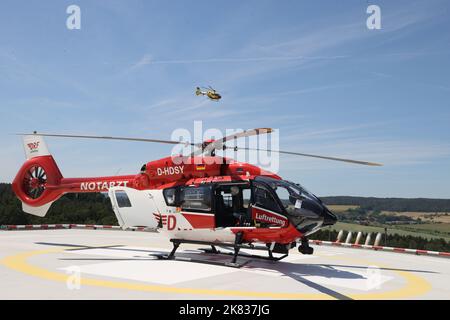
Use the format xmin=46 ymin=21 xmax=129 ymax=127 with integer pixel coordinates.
xmin=242 ymin=188 xmax=251 ymax=208
xmin=254 ymin=185 xmax=281 ymax=213
xmin=180 ymin=186 xmax=212 ymax=212
xmin=220 ymin=190 xmax=233 ymax=208
xmin=115 ymin=191 xmax=132 ymax=208
xmin=163 ymin=188 xmax=177 ymax=206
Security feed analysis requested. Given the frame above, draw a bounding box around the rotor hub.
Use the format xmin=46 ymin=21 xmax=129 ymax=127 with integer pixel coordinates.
xmin=22 ymin=165 xmax=47 ymax=199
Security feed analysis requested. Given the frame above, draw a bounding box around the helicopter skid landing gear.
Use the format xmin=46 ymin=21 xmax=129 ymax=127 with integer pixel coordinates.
xmin=298 ymin=237 xmax=314 ymax=255
xmin=151 ymin=238 xmax=250 ymax=268
xmin=167 ymin=241 xmax=180 ymax=259
xmin=151 ymin=238 xmax=289 ymax=268
xmin=210 ymin=245 xmax=219 ymax=254
xmin=231 ymin=231 xmax=244 ymax=264
xmin=201 ymin=234 xmax=290 ymax=263
xmin=202 ymin=246 xmax=288 ymax=262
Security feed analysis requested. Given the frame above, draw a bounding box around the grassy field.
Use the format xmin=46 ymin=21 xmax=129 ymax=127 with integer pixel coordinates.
xmin=327 ymin=204 xmax=450 ymax=241
xmin=324 ymin=222 xmax=450 ymax=241
xmin=326 ymin=205 xmax=359 ymax=213
xmin=381 ymin=211 xmax=450 ymax=223
xmin=335 ymin=207 xmax=450 ymax=223
xmin=395 ymin=223 xmax=450 ymax=234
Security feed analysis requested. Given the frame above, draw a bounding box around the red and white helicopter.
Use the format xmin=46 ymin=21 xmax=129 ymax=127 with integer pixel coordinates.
xmin=12 ymin=129 xmax=382 ymax=267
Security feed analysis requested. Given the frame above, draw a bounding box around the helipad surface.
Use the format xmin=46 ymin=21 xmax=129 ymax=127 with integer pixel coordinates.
xmin=0 ymin=229 xmax=448 ymax=299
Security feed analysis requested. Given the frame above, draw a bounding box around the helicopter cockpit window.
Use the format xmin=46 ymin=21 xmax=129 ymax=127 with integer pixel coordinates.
xmin=254 ymin=176 xmax=324 ymax=221
xmin=255 ymin=176 xmax=319 ymax=203
xmin=163 ymin=188 xmax=177 ymax=206
xmin=254 ymin=185 xmax=281 ymax=213
xmin=180 ymin=186 xmax=212 ymax=212
xmin=115 ymin=191 xmax=132 ymax=208
xmin=273 ymin=186 xmax=291 ymax=208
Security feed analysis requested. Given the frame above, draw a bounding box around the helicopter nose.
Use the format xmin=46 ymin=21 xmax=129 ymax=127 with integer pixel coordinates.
xmin=322 ymin=207 xmax=337 ymax=226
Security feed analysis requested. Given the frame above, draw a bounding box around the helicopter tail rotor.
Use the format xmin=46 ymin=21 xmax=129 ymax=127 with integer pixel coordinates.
xmin=12 ymin=134 xmax=64 ymax=216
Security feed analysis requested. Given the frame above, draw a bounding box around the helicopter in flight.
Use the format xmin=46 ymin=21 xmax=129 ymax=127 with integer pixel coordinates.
xmin=12 ymin=129 xmax=382 ymax=267
xmin=195 ymin=86 xmax=222 ymax=101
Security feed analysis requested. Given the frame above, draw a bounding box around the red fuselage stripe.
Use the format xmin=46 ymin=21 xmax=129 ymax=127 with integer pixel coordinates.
xmin=182 ymin=213 xmax=215 ymax=228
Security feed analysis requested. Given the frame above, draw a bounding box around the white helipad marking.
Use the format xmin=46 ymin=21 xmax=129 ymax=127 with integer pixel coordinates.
xmin=61 ymin=245 xmax=394 ymax=290
xmin=292 ymin=267 xmax=394 ymax=291
xmin=236 ymin=254 xmax=318 ymax=277
xmin=219 ymin=248 xmax=316 ymax=263
xmin=237 ymin=256 xmax=394 ymax=291
xmin=61 ymin=246 xmax=240 ymax=285
xmin=60 ymin=260 xmax=237 ymax=285
xmin=67 ymin=246 xmax=168 ymax=259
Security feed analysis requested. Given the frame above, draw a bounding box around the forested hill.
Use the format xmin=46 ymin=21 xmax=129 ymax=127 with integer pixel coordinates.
xmin=321 ymin=196 xmax=450 ymax=212
xmin=0 ymin=183 xmax=117 ymax=225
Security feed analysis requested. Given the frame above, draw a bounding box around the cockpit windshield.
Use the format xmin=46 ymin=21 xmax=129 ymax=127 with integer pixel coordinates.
xmin=254 ymin=176 xmax=320 ymax=216
xmin=254 ymin=176 xmax=336 ymax=234
xmin=256 ymin=177 xmax=318 ymax=201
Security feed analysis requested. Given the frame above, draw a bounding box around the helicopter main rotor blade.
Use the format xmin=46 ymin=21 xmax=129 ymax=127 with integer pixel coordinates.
xmin=16 ymin=129 xmax=272 ymax=151
xmin=16 ymin=132 xmax=382 ymax=166
xmin=16 ymin=133 xmax=195 ymax=146
xmin=190 ymin=128 xmax=273 ymax=156
xmin=233 ymin=147 xmax=383 ymax=166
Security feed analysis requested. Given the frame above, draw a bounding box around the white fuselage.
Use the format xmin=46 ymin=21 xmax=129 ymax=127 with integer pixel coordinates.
xmin=108 ymin=186 xmax=236 ymax=242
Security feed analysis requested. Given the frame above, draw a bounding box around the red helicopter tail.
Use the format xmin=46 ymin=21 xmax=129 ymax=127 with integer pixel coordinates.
xmin=12 ymin=135 xmax=64 ymax=216
xmin=12 ymin=134 xmax=137 ymax=217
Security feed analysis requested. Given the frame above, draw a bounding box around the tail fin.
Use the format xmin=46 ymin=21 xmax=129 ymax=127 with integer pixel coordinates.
xmin=22 ymin=134 xmax=51 ymax=160
xmin=12 ymin=135 xmax=63 ymax=216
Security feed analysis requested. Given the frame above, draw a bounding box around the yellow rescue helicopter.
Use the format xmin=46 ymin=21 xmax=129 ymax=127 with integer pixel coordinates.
xmin=195 ymin=86 xmax=222 ymax=101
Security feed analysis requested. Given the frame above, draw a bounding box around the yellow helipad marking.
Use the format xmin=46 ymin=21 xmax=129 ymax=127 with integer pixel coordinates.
xmin=1 ymin=248 xmax=431 ymax=299
xmin=316 ymin=253 xmax=432 ymax=300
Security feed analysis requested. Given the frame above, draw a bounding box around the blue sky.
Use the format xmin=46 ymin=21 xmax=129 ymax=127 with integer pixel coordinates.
xmin=0 ymin=0 xmax=449 ymax=198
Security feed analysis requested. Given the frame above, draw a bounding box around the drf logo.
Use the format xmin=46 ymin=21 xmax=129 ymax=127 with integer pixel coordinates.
xmin=27 ymin=142 xmax=40 ymax=153
xmin=153 ymin=213 xmax=177 ymax=230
